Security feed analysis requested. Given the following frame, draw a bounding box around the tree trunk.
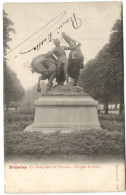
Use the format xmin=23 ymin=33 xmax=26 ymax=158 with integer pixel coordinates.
xmin=115 ymin=102 xmax=117 ymax=110
xmin=119 ymin=91 xmax=124 ymax=115
xmin=105 ymin=95 xmax=108 ymax=114
xmin=15 ymin=106 xmax=17 ymax=111
xmin=104 ymin=104 xmax=106 ymax=111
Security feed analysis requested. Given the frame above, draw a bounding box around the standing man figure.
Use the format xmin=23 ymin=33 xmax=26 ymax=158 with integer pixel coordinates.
xmin=47 ymin=38 xmax=81 ymax=85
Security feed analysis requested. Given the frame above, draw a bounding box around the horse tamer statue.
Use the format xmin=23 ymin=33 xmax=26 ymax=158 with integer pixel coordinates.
xmin=30 ymin=32 xmax=84 ymax=93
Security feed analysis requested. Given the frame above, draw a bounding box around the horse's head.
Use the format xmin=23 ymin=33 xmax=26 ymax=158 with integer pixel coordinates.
xmin=62 ymin=32 xmax=76 ymax=47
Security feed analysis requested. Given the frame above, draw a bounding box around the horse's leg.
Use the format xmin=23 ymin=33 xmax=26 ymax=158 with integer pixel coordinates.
xmin=73 ymin=72 xmax=80 ymax=86
xmin=64 ymin=61 xmax=69 ymax=84
xmin=46 ymin=73 xmax=56 ymax=92
xmin=73 ymin=78 xmax=77 ymax=86
xmin=37 ymin=75 xmax=42 ymax=92
xmin=56 ymin=61 xmax=62 ymax=85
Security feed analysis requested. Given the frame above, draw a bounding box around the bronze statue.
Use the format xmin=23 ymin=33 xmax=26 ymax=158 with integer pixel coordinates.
xmin=30 ymin=33 xmax=84 ymax=92
xmin=47 ymin=38 xmax=81 ymax=85
xmin=31 ymin=54 xmax=64 ymax=92
xmin=62 ymin=32 xmax=84 ymax=86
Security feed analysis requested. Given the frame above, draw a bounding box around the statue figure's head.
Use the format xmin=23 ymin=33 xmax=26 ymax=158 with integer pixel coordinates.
xmin=53 ymin=39 xmax=60 ymax=46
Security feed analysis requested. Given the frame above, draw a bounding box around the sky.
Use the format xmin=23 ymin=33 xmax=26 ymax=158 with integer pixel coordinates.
xmin=4 ymin=2 xmax=121 ymax=89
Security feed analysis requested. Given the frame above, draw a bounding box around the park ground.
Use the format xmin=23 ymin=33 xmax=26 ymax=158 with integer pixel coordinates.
xmin=4 ymin=111 xmax=125 ymax=163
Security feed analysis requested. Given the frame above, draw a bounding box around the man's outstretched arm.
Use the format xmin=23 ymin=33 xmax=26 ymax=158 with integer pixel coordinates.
xmin=64 ymin=43 xmax=81 ymax=50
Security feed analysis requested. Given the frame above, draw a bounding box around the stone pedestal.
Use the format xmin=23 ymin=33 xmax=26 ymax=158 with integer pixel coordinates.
xmin=25 ymin=86 xmax=101 ymax=133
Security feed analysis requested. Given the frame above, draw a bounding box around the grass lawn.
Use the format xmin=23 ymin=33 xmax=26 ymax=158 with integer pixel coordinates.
xmin=4 ymin=113 xmax=125 ymax=162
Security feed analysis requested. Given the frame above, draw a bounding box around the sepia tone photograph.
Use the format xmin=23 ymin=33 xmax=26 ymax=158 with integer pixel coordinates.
xmin=3 ymin=1 xmax=125 ymax=193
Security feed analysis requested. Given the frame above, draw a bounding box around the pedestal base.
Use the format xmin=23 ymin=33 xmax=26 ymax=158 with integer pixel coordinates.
xmin=25 ymin=95 xmax=102 ymax=133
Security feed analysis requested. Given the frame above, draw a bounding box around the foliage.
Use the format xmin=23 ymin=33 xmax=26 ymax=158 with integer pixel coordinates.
xmin=79 ymin=11 xmax=123 ymax=114
xmin=98 ymin=114 xmax=124 ymax=123
xmin=4 ymin=111 xmax=34 ymax=123
xmin=3 ymin=10 xmax=15 ymax=55
xmin=22 ymin=83 xmax=44 ymax=105
xmin=4 ymin=118 xmax=124 ymax=160
xmin=19 ymin=104 xmax=35 ymax=114
xmin=3 ymin=10 xmax=25 ymax=110
xmin=4 ymin=65 xmax=25 ymax=109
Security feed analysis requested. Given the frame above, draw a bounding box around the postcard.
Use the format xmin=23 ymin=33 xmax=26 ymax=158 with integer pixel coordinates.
xmin=4 ymin=2 xmax=125 ymax=193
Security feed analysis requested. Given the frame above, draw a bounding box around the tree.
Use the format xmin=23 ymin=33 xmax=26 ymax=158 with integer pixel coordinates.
xmin=22 ymin=83 xmax=46 ymax=105
xmin=79 ymin=44 xmax=112 ymax=114
xmin=108 ymin=13 xmax=123 ymax=114
xmin=4 ymin=65 xmax=25 ymax=111
xmin=79 ymin=12 xmax=123 ymax=115
xmin=3 ymin=10 xmax=25 ymax=110
xmin=3 ymin=10 xmax=15 ymax=55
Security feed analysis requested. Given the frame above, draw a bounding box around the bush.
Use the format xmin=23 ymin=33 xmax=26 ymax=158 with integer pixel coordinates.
xmin=22 ymin=116 xmax=29 ymax=121
xmin=100 ymin=120 xmax=124 ymax=132
xmin=4 ymin=121 xmax=32 ymax=133
xmin=19 ymin=104 xmax=35 ymax=114
xmin=6 ymin=116 xmax=13 ymax=123
xmin=4 ymin=126 xmax=124 ymax=158
xmin=116 ymin=115 xmax=124 ymax=122
xmin=14 ymin=116 xmax=21 ymax=122
xmin=99 ymin=114 xmax=124 ymax=123
xmin=30 ymin=115 xmax=34 ymax=121
xmin=4 ymin=113 xmax=124 ymax=160
xmin=4 ymin=111 xmax=34 ymax=123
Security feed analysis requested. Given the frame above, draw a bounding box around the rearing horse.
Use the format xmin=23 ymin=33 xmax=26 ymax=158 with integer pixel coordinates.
xmin=31 ymin=54 xmax=65 ymax=92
